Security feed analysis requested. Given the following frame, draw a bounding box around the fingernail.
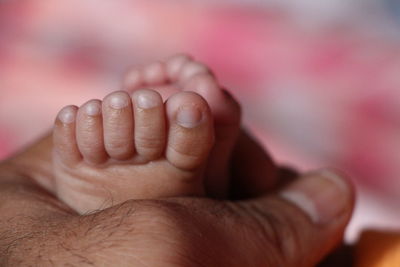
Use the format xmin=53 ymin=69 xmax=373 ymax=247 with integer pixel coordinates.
xmin=84 ymin=101 xmax=101 ymax=116
xmin=109 ymin=93 xmax=129 ymax=109
xmin=58 ymin=106 xmax=76 ymax=124
xmin=136 ymin=91 xmax=160 ymax=109
xmin=176 ymin=106 xmax=202 ymax=128
xmin=280 ymin=169 xmax=351 ymax=224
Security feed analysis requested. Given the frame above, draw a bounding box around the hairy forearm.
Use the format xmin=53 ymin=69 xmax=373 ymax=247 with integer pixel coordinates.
xmin=0 ymin=161 xmax=72 ymax=263
xmin=0 ymin=135 xmax=222 ymax=266
xmin=0 ymin=162 xmax=177 ymax=266
xmin=0 ymin=134 xmax=74 ymax=264
xmin=0 ymin=175 xmax=118 ymax=265
xmin=0 ymin=148 xmax=103 ymax=265
xmin=6 ymin=133 xmax=56 ymax=193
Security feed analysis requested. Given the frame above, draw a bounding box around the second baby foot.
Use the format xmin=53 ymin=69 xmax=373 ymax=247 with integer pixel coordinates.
xmin=53 ymin=90 xmax=214 ymax=214
xmin=124 ymin=55 xmax=242 ymax=198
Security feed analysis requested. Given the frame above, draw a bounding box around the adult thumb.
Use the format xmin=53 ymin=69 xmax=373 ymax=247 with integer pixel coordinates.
xmin=239 ymin=169 xmax=355 ymax=267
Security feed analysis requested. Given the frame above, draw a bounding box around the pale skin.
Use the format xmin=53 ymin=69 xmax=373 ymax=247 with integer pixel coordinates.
xmin=53 ymin=55 xmax=243 ymax=213
xmin=0 ymin=55 xmax=355 ymax=266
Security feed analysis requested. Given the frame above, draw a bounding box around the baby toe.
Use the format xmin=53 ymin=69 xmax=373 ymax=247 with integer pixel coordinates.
xmin=142 ymin=61 xmax=167 ymax=85
xmin=53 ymin=105 xmax=81 ymax=165
xmin=179 ymin=61 xmax=212 ymax=83
xmin=76 ymin=99 xmax=108 ymax=164
xmin=165 ymin=91 xmax=214 ymax=171
xmin=123 ymin=68 xmax=144 ymax=92
xmin=165 ymin=53 xmax=193 ymax=82
xmin=102 ymin=91 xmax=135 ymax=160
xmin=132 ymin=89 xmax=166 ymax=161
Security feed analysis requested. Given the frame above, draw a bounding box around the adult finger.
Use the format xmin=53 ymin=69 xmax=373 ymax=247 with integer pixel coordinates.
xmin=238 ymin=169 xmax=355 ymax=266
xmin=230 ymin=130 xmax=278 ymax=199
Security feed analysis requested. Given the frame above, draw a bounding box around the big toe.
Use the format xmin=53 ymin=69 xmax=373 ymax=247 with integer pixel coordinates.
xmin=165 ymin=91 xmax=215 ymax=172
xmin=183 ymin=72 xmax=241 ymax=198
xmin=183 ymin=72 xmax=241 ymax=126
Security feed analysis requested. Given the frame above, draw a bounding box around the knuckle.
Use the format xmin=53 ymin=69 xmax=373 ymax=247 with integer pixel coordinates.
xmin=243 ymin=201 xmax=303 ymax=265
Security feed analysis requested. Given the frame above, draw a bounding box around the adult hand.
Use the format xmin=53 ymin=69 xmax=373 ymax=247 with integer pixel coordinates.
xmin=0 ymin=134 xmax=354 ymax=266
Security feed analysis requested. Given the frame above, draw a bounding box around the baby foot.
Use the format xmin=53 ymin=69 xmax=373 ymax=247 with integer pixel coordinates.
xmin=124 ymin=54 xmax=241 ymax=198
xmin=53 ymin=90 xmax=214 ymax=214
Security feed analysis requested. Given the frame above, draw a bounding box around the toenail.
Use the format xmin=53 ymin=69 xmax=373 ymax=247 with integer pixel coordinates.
xmin=58 ymin=106 xmax=76 ymax=123
xmin=84 ymin=102 xmax=101 ymax=116
xmin=109 ymin=94 xmax=129 ymax=109
xmin=176 ymin=106 xmax=203 ymax=128
xmin=136 ymin=91 xmax=159 ymax=109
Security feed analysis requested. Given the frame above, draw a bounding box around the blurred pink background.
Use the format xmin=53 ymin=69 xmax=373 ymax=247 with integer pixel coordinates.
xmin=2 ymin=0 xmax=400 ymax=242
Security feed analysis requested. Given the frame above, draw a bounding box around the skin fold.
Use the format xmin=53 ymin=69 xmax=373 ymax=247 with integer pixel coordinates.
xmin=0 ymin=131 xmax=354 ymax=266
